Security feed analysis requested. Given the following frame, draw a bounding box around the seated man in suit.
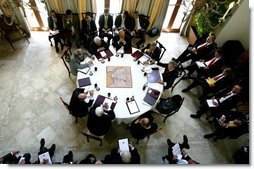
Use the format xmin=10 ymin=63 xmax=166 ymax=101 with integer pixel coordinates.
xmin=163 ymin=136 xmax=199 ymax=164
xmin=150 ymin=60 xmax=179 ymax=90
xmin=48 ymin=10 xmax=64 ymax=53
xmin=129 ymin=112 xmax=158 ymax=140
xmin=82 ymin=15 xmax=97 ymax=49
xmin=112 ymin=29 xmax=131 ymax=52
xmin=204 ymin=111 xmax=247 ymax=140
xmin=0 ymin=151 xmax=20 ymax=164
xmin=98 ymin=8 xmax=113 ymax=45
xmin=184 ymin=48 xmax=225 ymax=78
xmin=114 ymin=11 xmax=133 ymax=38
xmin=182 ymin=67 xmax=234 ymax=100
xmin=69 ymin=88 xmax=94 ymax=121
xmin=36 ymin=138 xmax=56 ymax=164
xmin=174 ymin=32 xmax=216 ymax=64
xmin=87 ymin=103 xmax=116 ymax=136
xmin=103 ymin=143 xmax=140 ymax=164
xmin=190 ymin=84 xmax=242 ymax=118
xmin=88 ymin=36 xmax=109 ymax=55
xmin=69 ymin=48 xmax=94 ymax=76
xmin=131 ymin=11 xmax=149 ymax=49
xmin=141 ymin=42 xmax=161 ymax=61
xmin=64 ymin=9 xmax=80 ymax=48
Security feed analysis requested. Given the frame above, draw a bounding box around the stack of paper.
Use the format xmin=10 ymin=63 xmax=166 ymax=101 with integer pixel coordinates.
xmin=118 ymin=138 xmax=129 ymax=152
xmin=38 ymin=152 xmax=52 ymax=164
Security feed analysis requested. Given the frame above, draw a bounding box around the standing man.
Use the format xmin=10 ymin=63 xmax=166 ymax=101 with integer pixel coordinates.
xmin=48 ymin=10 xmax=64 ymax=53
xmin=82 ymin=15 xmax=97 ymax=49
xmin=131 ymin=11 xmax=149 ymax=49
xmin=98 ymin=9 xmax=113 ymax=45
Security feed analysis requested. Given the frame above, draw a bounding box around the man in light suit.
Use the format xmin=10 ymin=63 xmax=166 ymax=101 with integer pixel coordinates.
xmin=98 ymin=8 xmax=113 ymax=45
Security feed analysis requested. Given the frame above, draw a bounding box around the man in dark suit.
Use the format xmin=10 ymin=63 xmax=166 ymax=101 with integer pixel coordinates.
xmin=190 ymin=84 xmax=242 ymax=118
xmin=82 ymin=15 xmax=97 ymax=49
xmin=112 ymin=29 xmax=131 ymax=52
xmin=141 ymin=42 xmax=161 ymax=61
xmin=150 ymin=60 xmax=179 ymax=90
xmin=184 ymin=48 xmax=225 ymax=78
xmin=69 ymin=88 xmax=94 ymax=120
xmin=0 ymin=151 xmax=20 ymax=164
xmin=115 ymin=11 xmax=133 ymax=38
xmin=64 ymin=9 xmax=80 ymax=48
xmin=182 ymin=67 xmax=234 ymax=100
xmin=174 ymin=32 xmax=216 ymax=64
xmin=131 ymin=11 xmax=149 ymax=49
xmin=48 ymin=10 xmax=64 ymax=53
xmin=88 ymin=36 xmax=109 ymax=55
xmin=87 ymin=103 xmax=115 ymax=136
xmin=98 ymin=8 xmax=113 ymax=45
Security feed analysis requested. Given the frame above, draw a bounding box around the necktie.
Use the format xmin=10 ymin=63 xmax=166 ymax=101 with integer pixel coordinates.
xmin=104 ymin=15 xmax=108 ymax=28
xmin=207 ymin=57 xmax=216 ymax=67
xmin=135 ymin=19 xmax=138 ymax=30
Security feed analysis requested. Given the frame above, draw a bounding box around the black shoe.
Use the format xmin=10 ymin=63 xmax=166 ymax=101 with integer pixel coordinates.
xmin=68 ymin=151 xmax=73 ymax=161
xmin=182 ymin=88 xmax=189 ymax=93
xmin=136 ymin=43 xmax=140 ymax=49
xmin=190 ymin=114 xmax=201 ymax=118
xmin=162 ymin=156 xmax=166 ymax=161
xmin=183 ymin=135 xmax=190 ymax=149
xmin=167 ymin=139 xmax=174 ymax=147
xmin=55 ymin=47 xmax=59 ymax=53
xmin=40 ymin=138 xmax=45 ymax=148
xmin=204 ymin=133 xmax=214 ymax=139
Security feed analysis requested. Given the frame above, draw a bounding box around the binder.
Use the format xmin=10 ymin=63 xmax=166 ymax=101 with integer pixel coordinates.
xmin=93 ymin=95 xmax=117 ymax=110
xmin=78 ymin=77 xmax=91 ymax=87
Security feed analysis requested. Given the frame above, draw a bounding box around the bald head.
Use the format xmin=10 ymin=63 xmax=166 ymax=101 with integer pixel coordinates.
xmin=119 ymin=29 xmax=125 ymax=38
xmin=78 ymin=93 xmax=87 ymax=100
xmin=94 ymin=36 xmax=102 ymax=46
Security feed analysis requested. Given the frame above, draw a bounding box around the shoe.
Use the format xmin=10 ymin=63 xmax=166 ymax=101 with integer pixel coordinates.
xmin=162 ymin=156 xmax=166 ymax=161
xmin=204 ymin=133 xmax=214 ymax=139
xmin=167 ymin=139 xmax=174 ymax=147
xmin=68 ymin=151 xmax=73 ymax=161
xmin=190 ymin=114 xmax=201 ymax=118
xmin=182 ymin=88 xmax=189 ymax=93
xmin=136 ymin=43 xmax=140 ymax=49
xmin=183 ymin=135 xmax=190 ymax=149
xmin=40 ymin=138 xmax=45 ymax=148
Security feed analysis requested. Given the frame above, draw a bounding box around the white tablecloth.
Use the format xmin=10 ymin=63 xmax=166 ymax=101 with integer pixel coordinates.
xmin=77 ymin=46 xmax=164 ymax=124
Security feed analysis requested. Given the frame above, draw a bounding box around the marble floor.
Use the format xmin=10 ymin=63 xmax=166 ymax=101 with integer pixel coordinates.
xmin=0 ymin=31 xmax=249 ymax=164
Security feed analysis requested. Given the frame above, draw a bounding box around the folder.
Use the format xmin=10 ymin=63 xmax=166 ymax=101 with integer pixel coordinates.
xmin=93 ymin=95 xmax=117 ymax=110
xmin=143 ymin=88 xmax=160 ymax=106
xmin=78 ymin=77 xmax=91 ymax=87
xmin=126 ymin=100 xmax=140 ymax=114
xmin=118 ymin=138 xmax=129 ymax=152
xmin=131 ymin=50 xmax=143 ymax=59
xmin=147 ymin=70 xmax=161 ymax=83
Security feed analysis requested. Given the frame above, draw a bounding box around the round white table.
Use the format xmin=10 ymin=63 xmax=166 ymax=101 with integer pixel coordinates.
xmin=77 ymin=46 xmax=164 ymax=124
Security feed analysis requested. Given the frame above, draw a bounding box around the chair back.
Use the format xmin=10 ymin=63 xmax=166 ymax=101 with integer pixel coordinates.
xmin=82 ymin=129 xmax=104 ymax=146
xmin=156 ymin=40 xmax=166 ymax=61
xmin=171 ymin=62 xmax=187 ymax=92
xmin=61 ymin=47 xmax=72 ymax=77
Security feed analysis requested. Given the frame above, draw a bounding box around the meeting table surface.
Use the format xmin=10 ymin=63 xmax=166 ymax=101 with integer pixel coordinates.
xmin=77 ymin=46 xmax=164 ymax=124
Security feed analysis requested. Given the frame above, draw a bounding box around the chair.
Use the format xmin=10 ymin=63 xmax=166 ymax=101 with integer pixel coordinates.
xmin=153 ymin=97 xmax=185 ymax=123
xmin=81 ymin=129 xmax=104 ymax=146
xmin=156 ymin=40 xmax=166 ymax=61
xmin=136 ymin=127 xmax=161 ymax=145
xmin=0 ymin=17 xmax=29 ymax=50
xmin=60 ymin=97 xmax=78 ymax=123
xmin=171 ymin=62 xmax=187 ymax=92
xmin=61 ymin=47 xmax=72 ymax=77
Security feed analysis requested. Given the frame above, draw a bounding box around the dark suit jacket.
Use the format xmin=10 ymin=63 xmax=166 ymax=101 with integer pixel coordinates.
xmin=48 ymin=14 xmax=63 ymax=32
xmin=88 ymin=39 xmax=109 ymax=55
xmin=87 ymin=105 xmax=115 ymax=136
xmin=203 ymin=57 xmax=225 ymax=77
xmin=141 ymin=44 xmax=162 ymax=61
xmin=130 ymin=121 xmax=158 ymax=140
xmin=82 ymin=19 xmax=97 ymax=35
xmin=157 ymin=62 xmax=179 ymax=89
xmin=115 ymin=14 xmax=134 ymax=32
xmin=112 ymin=34 xmax=132 ymax=51
xmin=133 ymin=15 xmax=149 ymax=31
xmin=69 ymin=88 xmax=93 ymax=118
xmin=98 ymin=14 xmax=113 ymax=31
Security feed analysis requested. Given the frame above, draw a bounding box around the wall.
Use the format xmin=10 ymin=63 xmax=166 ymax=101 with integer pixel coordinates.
xmin=215 ymin=0 xmax=249 ymax=49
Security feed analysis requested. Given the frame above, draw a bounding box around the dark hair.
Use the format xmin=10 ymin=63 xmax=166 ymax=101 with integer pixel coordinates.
xmin=172 ymin=95 xmax=182 ymax=105
xmin=134 ymin=11 xmax=139 ymax=15
xmin=123 ymin=11 xmax=129 ymax=16
xmin=65 ymin=9 xmax=72 ymax=15
xmin=216 ymin=48 xmax=224 ymax=56
xmin=209 ymin=32 xmax=216 ymax=40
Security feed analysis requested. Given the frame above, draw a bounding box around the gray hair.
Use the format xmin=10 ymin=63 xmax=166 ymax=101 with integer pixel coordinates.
xmin=120 ymin=150 xmax=131 ymax=163
xmin=169 ymin=60 xmax=177 ymax=68
xmin=94 ymin=36 xmax=101 ymax=44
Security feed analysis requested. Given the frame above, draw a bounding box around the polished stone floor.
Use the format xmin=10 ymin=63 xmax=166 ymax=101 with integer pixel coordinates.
xmin=0 ymin=31 xmax=249 ymax=164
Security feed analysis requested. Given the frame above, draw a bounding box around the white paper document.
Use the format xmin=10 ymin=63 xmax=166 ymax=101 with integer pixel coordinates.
xmin=196 ymin=61 xmax=206 ymax=68
xmin=118 ymin=138 xmax=129 ymax=152
xmin=103 ymin=98 xmax=115 ymax=110
xmin=138 ymin=54 xmax=150 ymax=64
xmin=49 ymin=30 xmax=59 ymax=35
xmin=38 ymin=152 xmax=52 ymax=164
xmin=206 ymin=99 xmax=219 ymax=107
xmin=126 ymin=100 xmax=140 ymax=114
xmin=172 ymin=143 xmax=182 ymax=160
xmin=78 ymin=67 xmax=91 ymax=74
xmin=100 ymin=51 xmax=107 ymax=58
xmin=117 ymin=46 xmax=124 ymax=54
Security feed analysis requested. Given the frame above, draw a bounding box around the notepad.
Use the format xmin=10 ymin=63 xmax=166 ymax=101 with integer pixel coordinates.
xmin=117 ymin=46 xmax=124 ymax=54
xmin=38 ymin=152 xmax=52 ymax=164
xmin=206 ymin=77 xmax=216 ymax=87
xmin=172 ymin=143 xmax=182 ymax=160
xmin=126 ymin=100 xmax=140 ymax=114
xmin=118 ymin=138 xmax=129 ymax=152
xmin=78 ymin=77 xmax=91 ymax=87
xmin=196 ymin=61 xmax=206 ymax=68
xmin=100 ymin=51 xmax=107 ymax=58
xmin=103 ymin=98 xmax=116 ymax=111
xmin=206 ymin=99 xmax=219 ymax=107
xmin=138 ymin=54 xmax=150 ymax=64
